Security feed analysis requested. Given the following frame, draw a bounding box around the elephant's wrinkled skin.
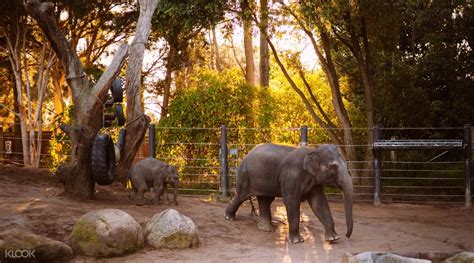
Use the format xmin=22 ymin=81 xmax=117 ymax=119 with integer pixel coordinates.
xmin=225 ymin=143 xmax=353 ymax=243
xmin=128 ymin=158 xmax=179 ymax=206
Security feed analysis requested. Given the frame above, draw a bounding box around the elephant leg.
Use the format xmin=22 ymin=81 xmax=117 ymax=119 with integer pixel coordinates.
xmin=225 ymin=193 xmax=251 ymax=220
xmin=160 ymin=182 xmax=170 ymax=205
xmin=284 ymin=198 xmax=304 ymax=243
xmin=225 ymin=165 xmax=251 ymax=220
xmin=153 ymin=181 xmax=165 ymax=205
xmin=307 ymin=188 xmax=339 ymax=242
xmin=129 ymin=188 xmax=137 ymax=199
xmin=257 ymin=196 xmax=275 ymax=232
xmin=135 ymin=187 xmax=146 ymax=206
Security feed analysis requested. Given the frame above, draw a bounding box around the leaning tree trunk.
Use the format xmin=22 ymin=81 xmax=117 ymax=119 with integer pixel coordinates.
xmin=115 ymin=0 xmax=159 ymax=183
xmin=26 ymin=0 xmax=129 ymax=198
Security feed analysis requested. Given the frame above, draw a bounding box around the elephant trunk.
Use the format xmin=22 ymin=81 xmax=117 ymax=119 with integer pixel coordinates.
xmin=173 ymin=179 xmax=179 ymax=205
xmin=342 ymin=178 xmax=353 ymax=238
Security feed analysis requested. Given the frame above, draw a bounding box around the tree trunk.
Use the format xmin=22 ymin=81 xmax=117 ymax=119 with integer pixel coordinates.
xmin=283 ymin=6 xmax=359 ymax=179
xmin=212 ymin=26 xmax=222 ymax=72
xmin=337 ymin=13 xmax=376 ymax=183
xmin=264 ymin=33 xmax=341 ymax=145
xmin=4 ymin=16 xmax=30 ymax=166
xmin=115 ymin=0 xmax=159 ymax=183
xmin=241 ymin=0 xmax=255 ymax=85
xmin=319 ymin=31 xmax=359 ymax=180
xmin=26 ymin=0 xmax=129 ymax=198
xmin=259 ymin=0 xmax=269 ymax=87
xmin=160 ymin=44 xmax=176 ymax=119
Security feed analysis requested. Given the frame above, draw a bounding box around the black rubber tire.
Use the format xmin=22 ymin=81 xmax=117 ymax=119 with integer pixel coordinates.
xmin=91 ymin=134 xmax=116 ymax=185
xmin=115 ymin=104 xmax=125 ymax=126
xmin=111 ymin=79 xmax=123 ymax=103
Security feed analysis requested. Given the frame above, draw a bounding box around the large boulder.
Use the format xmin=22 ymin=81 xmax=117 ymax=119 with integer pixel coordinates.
xmin=145 ymin=209 xmax=199 ymax=249
xmin=444 ymin=252 xmax=474 ymax=263
xmin=69 ymin=209 xmax=144 ymax=257
xmin=0 ymin=226 xmax=73 ymax=262
xmin=346 ymin=252 xmax=431 ymax=263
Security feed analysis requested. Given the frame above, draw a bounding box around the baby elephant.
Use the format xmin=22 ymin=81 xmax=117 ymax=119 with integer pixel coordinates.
xmin=128 ymin=158 xmax=179 ymax=206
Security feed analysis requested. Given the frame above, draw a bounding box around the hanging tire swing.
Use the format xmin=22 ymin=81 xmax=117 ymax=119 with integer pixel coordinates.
xmin=92 ymin=78 xmax=125 ymax=185
xmin=111 ymin=79 xmax=123 ymax=103
xmin=115 ymin=104 xmax=125 ymax=126
xmin=91 ymin=134 xmax=116 ymax=185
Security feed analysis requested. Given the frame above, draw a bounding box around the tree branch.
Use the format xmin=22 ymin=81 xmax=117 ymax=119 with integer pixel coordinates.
xmin=25 ymin=0 xmax=87 ymax=100
xmin=91 ymin=43 xmax=129 ymax=100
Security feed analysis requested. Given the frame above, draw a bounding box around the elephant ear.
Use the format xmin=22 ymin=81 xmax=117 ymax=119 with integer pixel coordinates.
xmin=303 ymin=151 xmax=321 ymax=175
xmin=166 ymin=165 xmax=177 ymax=178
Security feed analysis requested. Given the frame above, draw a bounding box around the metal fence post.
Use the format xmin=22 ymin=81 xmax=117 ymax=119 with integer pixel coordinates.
xmin=149 ymin=124 xmax=156 ymax=158
xmin=464 ymin=124 xmax=472 ymax=208
xmin=220 ymin=125 xmax=229 ymax=198
xmin=300 ymin=125 xmax=308 ymax=146
xmin=373 ymin=125 xmax=382 ymax=206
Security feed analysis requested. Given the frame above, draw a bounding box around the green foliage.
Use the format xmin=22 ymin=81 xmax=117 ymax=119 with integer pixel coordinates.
xmin=151 ymin=0 xmax=227 ymax=70
xmin=156 ymin=68 xmax=259 ymax=187
xmin=49 ymin=105 xmax=74 ymax=170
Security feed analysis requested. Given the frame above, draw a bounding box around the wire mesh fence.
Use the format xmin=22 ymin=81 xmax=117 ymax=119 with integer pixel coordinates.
xmin=0 ymin=125 xmax=472 ymax=206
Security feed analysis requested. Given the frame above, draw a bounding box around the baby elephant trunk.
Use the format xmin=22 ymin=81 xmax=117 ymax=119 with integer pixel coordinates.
xmin=172 ymin=179 xmax=179 ymax=205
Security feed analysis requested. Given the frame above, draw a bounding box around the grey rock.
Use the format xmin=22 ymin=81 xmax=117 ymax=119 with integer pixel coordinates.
xmin=347 ymin=252 xmax=432 ymax=263
xmin=376 ymin=253 xmax=431 ymax=263
xmin=444 ymin=252 xmax=474 ymax=263
xmin=69 ymin=209 xmax=144 ymax=257
xmin=0 ymin=226 xmax=73 ymax=262
xmin=145 ymin=209 xmax=199 ymax=249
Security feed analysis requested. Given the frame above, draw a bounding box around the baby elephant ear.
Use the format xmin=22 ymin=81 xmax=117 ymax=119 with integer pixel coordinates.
xmin=303 ymin=151 xmax=320 ymax=175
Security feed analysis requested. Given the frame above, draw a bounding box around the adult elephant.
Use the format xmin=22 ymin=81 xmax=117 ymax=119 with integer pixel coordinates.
xmin=225 ymin=143 xmax=353 ymax=243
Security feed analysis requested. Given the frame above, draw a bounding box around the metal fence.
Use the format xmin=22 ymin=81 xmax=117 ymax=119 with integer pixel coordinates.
xmin=1 ymin=125 xmax=472 ymax=206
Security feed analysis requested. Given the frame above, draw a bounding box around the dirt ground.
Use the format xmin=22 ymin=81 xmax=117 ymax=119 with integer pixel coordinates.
xmin=0 ymin=165 xmax=473 ymax=262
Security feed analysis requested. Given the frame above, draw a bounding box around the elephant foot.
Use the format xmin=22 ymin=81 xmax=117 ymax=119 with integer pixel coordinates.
xmin=225 ymin=214 xmax=236 ymax=221
xmin=257 ymin=220 xmax=273 ymax=232
xmin=325 ymin=233 xmax=340 ymax=243
xmin=288 ymin=233 xmax=304 ymax=243
xmin=135 ymin=201 xmax=146 ymax=206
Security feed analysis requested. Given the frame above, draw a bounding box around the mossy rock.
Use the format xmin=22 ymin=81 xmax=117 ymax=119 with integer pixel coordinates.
xmin=0 ymin=226 xmax=73 ymax=262
xmin=69 ymin=209 xmax=144 ymax=258
xmin=444 ymin=252 xmax=474 ymax=263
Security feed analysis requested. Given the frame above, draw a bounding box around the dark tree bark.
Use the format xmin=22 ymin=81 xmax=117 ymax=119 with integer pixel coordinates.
xmin=259 ymin=0 xmax=269 ymax=87
xmin=115 ymin=0 xmax=159 ymax=183
xmin=25 ymin=0 xmax=129 ymax=198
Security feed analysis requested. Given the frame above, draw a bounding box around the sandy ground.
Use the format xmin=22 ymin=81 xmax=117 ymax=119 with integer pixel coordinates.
xmin=0 ymin=165 xmax=473 ymax=262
